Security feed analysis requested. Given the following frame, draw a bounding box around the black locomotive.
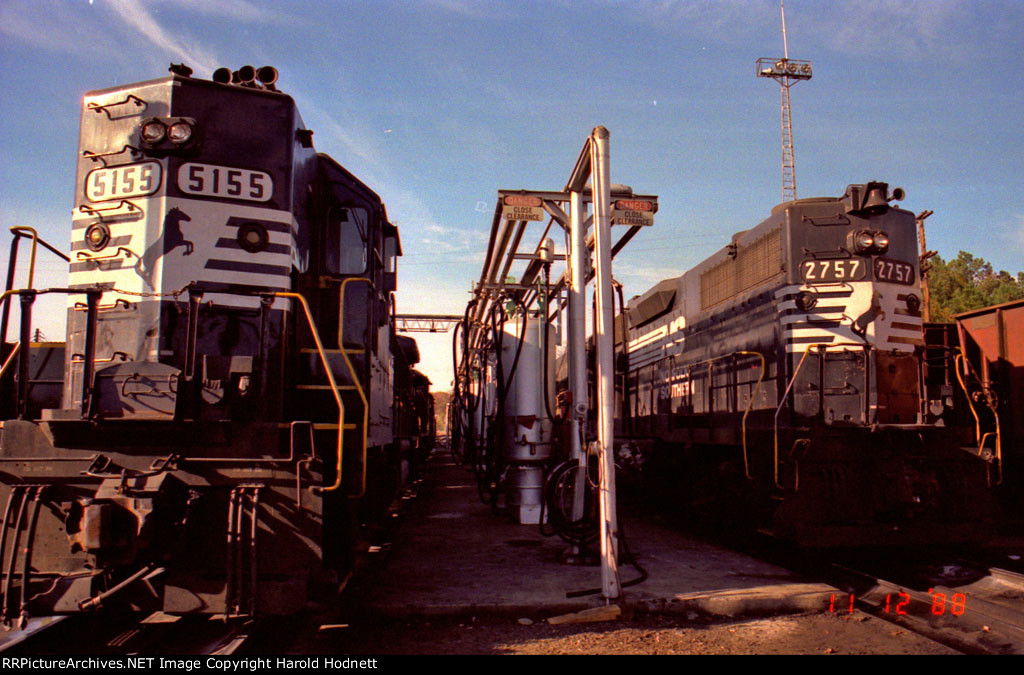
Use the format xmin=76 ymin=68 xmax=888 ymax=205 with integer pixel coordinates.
xmin=0 ymin=65 xmax=429 ymax=625
xmin=619 ymin=182 xmax=997 ymax=546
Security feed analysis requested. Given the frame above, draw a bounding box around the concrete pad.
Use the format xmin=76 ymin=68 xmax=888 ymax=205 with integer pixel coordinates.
xmin=366 ymin=450 xmax=832 ymax=622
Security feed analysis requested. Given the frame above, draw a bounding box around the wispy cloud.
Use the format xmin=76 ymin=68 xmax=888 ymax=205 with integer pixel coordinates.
xmin=107 ymin=0 xmax=220 ymax=74
xmin=625 ymin=0 xmax=984 ymax=61
xmin=173 ymin=0 xmax=300 ymax=24
xmin=0 ymin=2 xmax=119 ymax=56
xmin=420 ymin=0 xmax=519 ymax=20
xmin=1 ymin=0 xmax=295 ymax=73
xmin=815 ymin=0 xmax=977 ymax=60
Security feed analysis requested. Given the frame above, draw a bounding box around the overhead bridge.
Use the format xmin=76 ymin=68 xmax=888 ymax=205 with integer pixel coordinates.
xmin=394 ymin=314 xmax=463 ymax=333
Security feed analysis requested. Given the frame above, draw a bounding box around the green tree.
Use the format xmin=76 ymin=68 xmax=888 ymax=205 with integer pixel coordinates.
xmin=926 ymin=251 xmax=1024 ymax=323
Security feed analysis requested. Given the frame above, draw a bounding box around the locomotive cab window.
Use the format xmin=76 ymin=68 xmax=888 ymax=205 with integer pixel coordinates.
xmin=383 ymin=233 xmax=398 ymax=293
xmin=326 ymin=206 xmax=369 ymax=275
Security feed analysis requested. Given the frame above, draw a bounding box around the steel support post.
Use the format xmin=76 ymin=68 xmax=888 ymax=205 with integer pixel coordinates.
xmin=590 ymin=127 xmax=620 ymax=601
xmin=567 ymin=188 xmax=588 ymax=529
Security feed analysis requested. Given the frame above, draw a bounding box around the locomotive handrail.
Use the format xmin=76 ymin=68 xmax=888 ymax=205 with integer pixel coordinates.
xmin=688 ymin=350 xmax=767 ymax=480
xmin=2 ymin=227 xmax=71 ymax=346
xmin=334 ymin=277 xmax=371 ymax=498
xmin=268 ymin=291 xmax=349 ymax=496
xmin=736 ymin=351 xmax=766 ymax=480
xmin=954 ymin=351 xmax=1002 ymax=485
xmin=773 ymin=342 xmax=869 ymax=490
xmin=0 ymin=341 xmax=20 ymax=380
xmin=0 ymin=290 xmax=21 ymax=381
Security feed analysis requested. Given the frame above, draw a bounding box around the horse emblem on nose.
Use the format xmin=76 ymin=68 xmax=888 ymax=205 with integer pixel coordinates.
xmin=163 ymin=206 xmax=194 ymax=255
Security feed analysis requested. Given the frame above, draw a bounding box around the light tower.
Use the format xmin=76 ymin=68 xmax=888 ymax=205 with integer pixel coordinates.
xmin=757 ymin=0 xmax=812 ymax=203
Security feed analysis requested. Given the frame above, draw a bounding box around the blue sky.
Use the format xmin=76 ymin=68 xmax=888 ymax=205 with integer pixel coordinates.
xmin=1 ymin=0 xmax=1022 ymax=389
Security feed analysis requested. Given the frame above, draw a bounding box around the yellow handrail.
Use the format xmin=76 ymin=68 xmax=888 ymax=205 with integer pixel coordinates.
xmin=269 ymin=292 xmax=347 ymax=495
xmin=9 ymin=227 xmax=39 ymax=290
xmin=0 ymin=341 xmax=20 ymax=380
xmin=772 ymin=342 xmax=867 ymax=490
xmin=735 ymin=350 xmax=766 ymax=480
xmin=954 ymin=350 xmax=1002 ymax=485
xmin=336 ymin=277 xmax=371 ymax=498
xmin=0 ymin=290 xmax=23 ymax=380
xmin=663 ymin=350 xmax=767 ymax=480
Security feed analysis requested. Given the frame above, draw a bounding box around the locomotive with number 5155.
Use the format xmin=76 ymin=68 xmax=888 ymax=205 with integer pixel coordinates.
xmin=619 ymin=181 xmax=998 ymax=546
xmin=0 ymin=64 xmax=427 ymax=626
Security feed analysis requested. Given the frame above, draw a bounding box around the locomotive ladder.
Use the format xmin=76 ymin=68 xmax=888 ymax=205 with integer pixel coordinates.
xmin=274 ymin=281 xmax=370 ymax=498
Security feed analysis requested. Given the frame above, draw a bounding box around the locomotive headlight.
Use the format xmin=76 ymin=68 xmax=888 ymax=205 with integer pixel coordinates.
xmin=236 ymin=222 xmax=269 ymax=253
xmin=795 ymin=290 xmax=818 ymax=312
xmin=168 ymin=121 xmax=193 ymax=144
xmin=141 ymin=119 xmax=166 ymax=144
xmin=854 ymin=230 xmax=875 ymax=254
xmin=873 ymin=231 xmax=890 ymax=254
xmin=85 ymin=223 xmax=111 ymax=252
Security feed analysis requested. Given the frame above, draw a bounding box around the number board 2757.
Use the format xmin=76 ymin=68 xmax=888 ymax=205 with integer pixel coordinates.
xmin=799 ymin=258 xmax=866 ymax=283
xmin=874 ymin=258 xmax=916 ymax=285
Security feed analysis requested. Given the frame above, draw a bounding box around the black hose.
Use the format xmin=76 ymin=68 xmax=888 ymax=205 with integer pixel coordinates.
xmin=540 ymin=459 xmax=598 ymax=545
xmin=539 ymin=458 xmax=649 ymax=598
xmin=564 ymin=515 xmax=648 ymax=598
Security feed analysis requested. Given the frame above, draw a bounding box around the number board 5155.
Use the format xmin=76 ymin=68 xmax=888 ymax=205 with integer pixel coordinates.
xmin=800 ymin=258 xmax=866 ymax=283
xmin=177 ymin=163 xmax=273 ymax=202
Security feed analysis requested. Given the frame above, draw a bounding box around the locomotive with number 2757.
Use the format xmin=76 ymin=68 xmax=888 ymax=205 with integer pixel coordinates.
xmin=619 ymin=181 xmax=998 ymax=546
xmin=0 ymin=64 xmax=429 ymax=626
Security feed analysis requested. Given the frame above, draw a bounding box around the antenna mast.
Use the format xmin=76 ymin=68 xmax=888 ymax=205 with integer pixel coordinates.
xmin=756 ymin=0 xmax=812 ymax=202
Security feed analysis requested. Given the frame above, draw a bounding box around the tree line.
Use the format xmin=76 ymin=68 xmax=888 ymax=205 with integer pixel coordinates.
xmin=926 ymin=251 xmax=1024 ymax=323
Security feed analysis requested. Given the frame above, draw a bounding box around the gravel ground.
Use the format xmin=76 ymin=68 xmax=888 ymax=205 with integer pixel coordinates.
xmin=304 ymin=610 xmax=959 ymax=655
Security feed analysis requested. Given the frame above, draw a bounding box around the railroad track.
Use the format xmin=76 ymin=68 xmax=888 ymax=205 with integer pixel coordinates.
xmin=0 ymin=612 xmax=254 ymax=655
xmin=822 ymin=563 xmax=1024 ymax=655
xmin=672 ymin=520 xmax=1024 ymax=654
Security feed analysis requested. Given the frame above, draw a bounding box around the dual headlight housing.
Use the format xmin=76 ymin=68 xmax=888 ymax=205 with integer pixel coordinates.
xmin=140 ymin=117 xmax=197 ymax=149
xmin=850 ymin=229 xmax=890 ymax=255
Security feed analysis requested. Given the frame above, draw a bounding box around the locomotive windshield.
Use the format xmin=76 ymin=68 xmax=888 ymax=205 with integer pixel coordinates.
xmin=328 ymin=206 xmax=369 ymax=275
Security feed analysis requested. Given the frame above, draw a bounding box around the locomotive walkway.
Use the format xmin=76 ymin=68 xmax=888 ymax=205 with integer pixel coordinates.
xmin=359 ymin=449 xmax=834 ymax=622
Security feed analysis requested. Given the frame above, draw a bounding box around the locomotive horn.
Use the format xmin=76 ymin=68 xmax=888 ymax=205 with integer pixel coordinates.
xmin=257 ymin=66 xmax=278 ymax=90
xmin=213 ymin=67 xmax=232 ymax=84
xmin=236 ymin=65 xmax=257 ymax=87
xmin=889 ymin=187 xmax=906 ymax=202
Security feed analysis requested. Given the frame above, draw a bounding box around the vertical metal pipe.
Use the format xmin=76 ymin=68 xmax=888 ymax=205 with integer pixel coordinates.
xmin=225 ymin=488 xmax=237 ymax=615
xmin=568 ymin=190 xmax=588 ymax=460
xmin=19 ymin=486 xmax=44 ymax=628
xmin=590 ymin=126 xmax=620 ymax=601
xmin=567 ymin=189 xmax=588 ymax=525
xmin=249 ymin=488 xmax=259 ymax=617
xmin=1 ymin=489 xmax=28 ymax=626
xmin=81 ymin=288 xmax=100 ymax=416
xmin=233 ymin=488 xmax=244 ymax=615
xmin=17 ymin=291 xmax=35 ymax=419
xmin=0 ymin=488 xmax=20 ymax=622
xmin=258 ymin=295 xmax=272 ymax=414
xmin=184 ymin=288 xmax=204 ymax=380
xmin=1 ymin=235 xmax=20 ymax=346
